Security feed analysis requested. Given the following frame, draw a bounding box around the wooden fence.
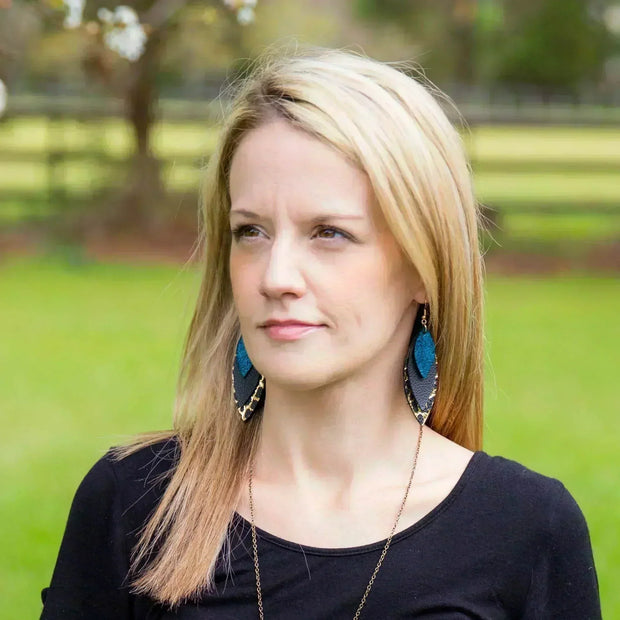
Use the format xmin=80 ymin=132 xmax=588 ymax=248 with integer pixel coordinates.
xmin=1 ymin=95 xmax=619 ymax=251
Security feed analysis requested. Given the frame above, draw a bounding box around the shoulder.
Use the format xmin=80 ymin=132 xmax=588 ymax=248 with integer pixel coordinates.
xmin=75 ymin=435 xmax=181 ymax=535
xmin=80 ymin=435 xmax=180 ymax=490
xmin=104 ymin=435 xmax=181 ymax=487
xmin=476 ymin=451 xmax=571 ymax=500
xmin=41 ymin=437 xmax=181 ymax=614
xmin=476 ymin=456 xmax=603 ymax=617
xmin=455 ymin=453 xmax=601 ymax=617
xmin=421 ymin=430 xmax=583 ymax=528
xmin=471 ymin=451 xmax=590 ymax=541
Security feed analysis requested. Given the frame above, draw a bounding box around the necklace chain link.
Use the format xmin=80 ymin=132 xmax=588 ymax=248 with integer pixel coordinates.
xmin=248 ymin=423 xmax=424 ymax=620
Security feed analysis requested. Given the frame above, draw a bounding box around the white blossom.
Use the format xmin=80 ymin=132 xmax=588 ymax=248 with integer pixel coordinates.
xmin=61 ymin=1 xmax=257 ymax=63
xmin=0 ymin=79 xmax=7 ymax=118
xmin=97 ymin=7 xmax=114 ymax=23
xmin=236 ymin=6 xmax=254 ymax=25
xmin=114 ymin=5 xmax=140 ymax=26
xmin=105 ymin=24 xmax=147 ymax=61
xmin=63 ymin=0 xmax=85 ymax=28
xmin=223 ymin=0 xmax=257 ymax=23
xmin=97 ymin=6 xmax=147 ymax=61
xmin=604 ymin=5 xmax=620 ymax=35
xmin=97 ymin=5 xmax=140 ymax=26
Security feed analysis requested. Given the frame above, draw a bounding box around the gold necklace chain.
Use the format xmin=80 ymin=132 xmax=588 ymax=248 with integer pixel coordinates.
xmin=248 ymin=423 xmax=424 ymax=620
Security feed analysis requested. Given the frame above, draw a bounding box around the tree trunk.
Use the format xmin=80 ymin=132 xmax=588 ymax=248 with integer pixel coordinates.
xmin=114 ymin=29 xmax=166 ymax=232
xmin=452 ymin=0 xmax=478 ymax=85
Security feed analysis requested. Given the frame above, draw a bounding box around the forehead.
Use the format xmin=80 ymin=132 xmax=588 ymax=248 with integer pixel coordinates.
xmin=228 ymin=119 xmax=377 ymax=220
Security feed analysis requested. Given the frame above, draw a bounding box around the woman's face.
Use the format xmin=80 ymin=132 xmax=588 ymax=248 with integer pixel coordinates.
xmin=228 ymin=118 xmax=426 ymax=390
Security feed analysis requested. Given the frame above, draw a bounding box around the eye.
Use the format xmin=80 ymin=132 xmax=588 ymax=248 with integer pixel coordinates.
xmin=231 ymin=224 xmax=352 ymax=243
xmin=313 ymin=226 xmax=350 ymax=241
xmin=231 ymin=224 xmax=262 ymax=241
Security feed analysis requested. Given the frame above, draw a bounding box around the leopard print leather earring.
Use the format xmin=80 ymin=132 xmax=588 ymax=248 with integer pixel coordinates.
xmin=232 ymin=335 xmax=265 ymax=422
xmin=404 ymin=303 xmax=438 ymax=425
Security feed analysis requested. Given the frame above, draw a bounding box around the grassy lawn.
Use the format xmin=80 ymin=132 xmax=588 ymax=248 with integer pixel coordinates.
xmin=0 ymin=257 xmax=617 ymax=618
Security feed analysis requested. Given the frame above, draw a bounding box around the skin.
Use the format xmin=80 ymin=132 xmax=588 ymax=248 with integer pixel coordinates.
xmin=229 ymin=118 xmax=473 ymax=548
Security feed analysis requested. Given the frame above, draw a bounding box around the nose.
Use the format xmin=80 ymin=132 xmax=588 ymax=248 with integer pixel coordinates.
xmin=259 ymin=237 xmax=306 ymax=299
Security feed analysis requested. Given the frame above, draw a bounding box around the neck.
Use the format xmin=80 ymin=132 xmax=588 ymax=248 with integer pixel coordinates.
xmin=253 ymin=352 xmax=419 ymax=500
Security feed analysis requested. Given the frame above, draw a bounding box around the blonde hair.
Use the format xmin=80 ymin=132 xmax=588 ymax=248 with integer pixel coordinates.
xmin=116 ymin=44 xmax=486 ymax=606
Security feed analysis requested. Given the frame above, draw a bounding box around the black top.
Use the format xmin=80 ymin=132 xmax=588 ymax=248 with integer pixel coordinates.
xmin=40 ymin=438 xmax=601 ymax=619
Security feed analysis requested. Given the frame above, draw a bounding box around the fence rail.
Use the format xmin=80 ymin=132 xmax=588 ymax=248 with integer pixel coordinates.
xmin=4 ymin=93 xmax=620 ymax=125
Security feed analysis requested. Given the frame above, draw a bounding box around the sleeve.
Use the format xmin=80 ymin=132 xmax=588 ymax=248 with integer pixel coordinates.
xmin=40 ymin=452 xmax=133 ymax=619
xmin=522 ymin=480 xmax=602 ymax=620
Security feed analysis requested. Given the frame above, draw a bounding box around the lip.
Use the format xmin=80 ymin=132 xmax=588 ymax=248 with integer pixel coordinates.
xmin=261 ymin=319 xmax=320 ymax=327
xmin=261 ymin=322 xmax=325 ymax=341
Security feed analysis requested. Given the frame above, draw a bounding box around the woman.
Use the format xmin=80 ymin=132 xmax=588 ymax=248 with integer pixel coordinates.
xmin=40 ymin=46 xmax=601 ymax=619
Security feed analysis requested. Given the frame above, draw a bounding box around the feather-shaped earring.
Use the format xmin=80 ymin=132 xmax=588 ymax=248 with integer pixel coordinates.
xmin=232 ymin=336 xmax=265 ymax=421
xmin=404 ymin=303 xmax=438 ymax=425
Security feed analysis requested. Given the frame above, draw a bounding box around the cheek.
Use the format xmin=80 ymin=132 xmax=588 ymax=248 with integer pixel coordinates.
xmin=349 ymin=256 xmax=412 ymax=327
xmin=318 ymin=255 xmax=397 ymax=331
xmin=229 ymin=252 xmax=257 ymax=315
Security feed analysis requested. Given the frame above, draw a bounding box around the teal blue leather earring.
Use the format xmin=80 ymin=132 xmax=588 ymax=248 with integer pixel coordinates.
xmin=232 ymin=335 xmax=265 ymax=422
xmin=404 ymin=303 xmax=438 ymax=425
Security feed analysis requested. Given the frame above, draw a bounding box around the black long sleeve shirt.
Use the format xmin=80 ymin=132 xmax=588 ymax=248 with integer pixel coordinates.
xmin=40 ymin=438 xmax=601 ymax=619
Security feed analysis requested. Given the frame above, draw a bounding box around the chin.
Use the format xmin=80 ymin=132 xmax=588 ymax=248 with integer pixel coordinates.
xmin=258 ymin=360 xmax=339 ymax=392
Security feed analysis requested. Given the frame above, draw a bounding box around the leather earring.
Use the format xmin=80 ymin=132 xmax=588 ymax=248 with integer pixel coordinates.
xmin=232 ymin=335 xmax=265 ymax=422
xmin=404 ymin=303 xmax=438 ymax=425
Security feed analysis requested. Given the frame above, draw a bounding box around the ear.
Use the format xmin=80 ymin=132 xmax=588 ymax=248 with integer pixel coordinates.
xmin=400 ymin=252 xmax=426 ymax=305
xmin=408 ymin=270 xmax=427 ymax=306
xmin=412 ymin=284 xmax=427 ymax=306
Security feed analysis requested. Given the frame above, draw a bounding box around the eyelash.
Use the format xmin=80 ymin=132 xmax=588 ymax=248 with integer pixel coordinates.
xmin=231 ymin=225 xmax=351 ymax=242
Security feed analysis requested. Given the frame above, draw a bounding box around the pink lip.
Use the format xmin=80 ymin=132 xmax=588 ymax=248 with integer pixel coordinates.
xmin=262 ymin=323 xmax=324 ymax=341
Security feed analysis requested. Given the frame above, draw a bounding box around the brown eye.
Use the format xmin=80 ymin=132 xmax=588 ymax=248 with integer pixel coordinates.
xmin=314 ymin=226 xmax=348 ymax=240
xmin=232 ymin=225 xmax=261 ymax=240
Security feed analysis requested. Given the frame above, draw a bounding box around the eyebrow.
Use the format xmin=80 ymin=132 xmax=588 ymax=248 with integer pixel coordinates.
xmin=229 ymin=209 xmax=364 ymax=221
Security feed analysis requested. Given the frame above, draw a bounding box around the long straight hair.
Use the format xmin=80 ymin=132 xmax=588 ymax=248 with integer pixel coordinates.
xmin=115 ymin=44 xmax=486 ymax=606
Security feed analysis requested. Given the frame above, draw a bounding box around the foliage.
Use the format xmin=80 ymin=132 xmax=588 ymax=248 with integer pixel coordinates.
xmin=354 ymin=0 xmax=619 ymax=90
xmin=494 ymin=0 xmax=612 ymax=92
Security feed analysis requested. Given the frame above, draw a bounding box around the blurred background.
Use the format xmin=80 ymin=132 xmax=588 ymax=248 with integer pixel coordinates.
xmin=1 ymin=0 xmax=618 ymax=617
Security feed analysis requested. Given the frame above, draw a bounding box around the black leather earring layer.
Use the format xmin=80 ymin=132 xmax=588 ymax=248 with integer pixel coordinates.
xmin=404 ymin=303 xmax=439 ymax=425
xmin=232 ymin=336 xmax=265 ymax=422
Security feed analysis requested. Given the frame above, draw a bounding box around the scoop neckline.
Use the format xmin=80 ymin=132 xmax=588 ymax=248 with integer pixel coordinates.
xmin=232 ymin=449 xmax=487 ymax=557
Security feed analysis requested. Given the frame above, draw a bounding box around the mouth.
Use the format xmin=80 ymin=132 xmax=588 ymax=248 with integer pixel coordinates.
xmin=260 ymin=318 xmax=321 ymax=327
xmin=260 ymin=322 xmax=325 ymax=341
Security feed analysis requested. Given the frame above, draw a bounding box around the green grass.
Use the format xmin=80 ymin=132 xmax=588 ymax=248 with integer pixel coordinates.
xmin=0 ymin=257 xmax=200 ymax=616
xmin=0 ymin=257 xmax=618 ymax=618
